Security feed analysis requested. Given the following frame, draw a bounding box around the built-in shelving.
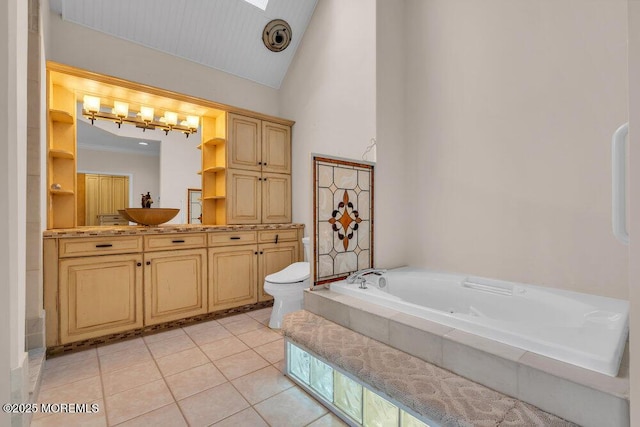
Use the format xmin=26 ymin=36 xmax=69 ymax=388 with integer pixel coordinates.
xmin=200 ymin=114 xmax=227 ymax=225
xmin=49 ymin=109 xmax=74 ymax=124
xmin=49 ymin=148 xmax=75 ymax=159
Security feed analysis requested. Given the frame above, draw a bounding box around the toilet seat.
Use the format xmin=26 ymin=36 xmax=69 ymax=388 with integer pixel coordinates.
xmin=265 ymin=262 xmax=310 ymax=284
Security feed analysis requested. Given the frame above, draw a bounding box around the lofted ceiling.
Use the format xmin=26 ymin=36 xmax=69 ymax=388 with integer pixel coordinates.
xmin=49 ymin=0 xmax=318 ymax=89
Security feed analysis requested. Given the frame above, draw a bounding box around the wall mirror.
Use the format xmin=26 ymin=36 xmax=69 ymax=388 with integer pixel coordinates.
xmin=47 ymin=63 xmax=227 ymax=227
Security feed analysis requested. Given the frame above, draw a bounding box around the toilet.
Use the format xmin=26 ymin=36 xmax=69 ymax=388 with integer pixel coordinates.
xmin=264 ymin=237 xmax=310 ymax=329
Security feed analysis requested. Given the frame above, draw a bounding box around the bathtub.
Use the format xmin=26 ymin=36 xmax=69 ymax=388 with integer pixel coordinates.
xmin=330 ymin=267 xmax=629 ymax=377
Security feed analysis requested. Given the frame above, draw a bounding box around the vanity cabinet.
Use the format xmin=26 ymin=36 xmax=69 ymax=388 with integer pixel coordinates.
xmin=59 ymin=253 xmax=143 ymax=344
xmin=44 ymin=225 xmax=304 ymax=347
xmin=208 ymin=245 xmax=258 ymax=311
xmin=144 ymin=248 xmax=208 ymax=325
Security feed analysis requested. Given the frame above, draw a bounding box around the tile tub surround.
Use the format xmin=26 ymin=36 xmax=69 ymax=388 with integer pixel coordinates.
xmin=304 ymin=289 xmax=630 ymax=427
xmin=32 ymin=307 xmax=347 ymax=427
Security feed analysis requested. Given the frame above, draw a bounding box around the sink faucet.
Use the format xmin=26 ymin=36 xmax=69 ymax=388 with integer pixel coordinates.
xmin=346 ymin=268 xmax=387 ymax=289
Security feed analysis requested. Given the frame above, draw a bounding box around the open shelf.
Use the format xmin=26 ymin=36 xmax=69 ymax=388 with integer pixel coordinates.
xmin=49 ymin=148 xmax=75 ymax=159
xmin=197 ymin=138 xmax=225 ymax=149
xmin=203 ymin=166 xmax=225 ymax=173
xmin=202 ymin=195 xmax=226 ymax=200
xmin=49 ymin=109 xmax=74 ymax=124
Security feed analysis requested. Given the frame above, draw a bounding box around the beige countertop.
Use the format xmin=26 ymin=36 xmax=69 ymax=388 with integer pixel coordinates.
xmin=43 ymin=223 xmax=304 ymax=238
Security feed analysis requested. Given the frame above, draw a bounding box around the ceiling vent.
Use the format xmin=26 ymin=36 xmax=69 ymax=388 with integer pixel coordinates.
xmin=263 ymin=19 xmax=292 ymax=52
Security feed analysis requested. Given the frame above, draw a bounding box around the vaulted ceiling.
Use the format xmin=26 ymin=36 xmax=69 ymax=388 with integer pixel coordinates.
xmin=49 ymin=0 xmax=318 ymax=89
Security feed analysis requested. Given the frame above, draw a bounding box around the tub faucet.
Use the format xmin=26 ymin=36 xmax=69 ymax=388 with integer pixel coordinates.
xmin=346 ymin=268 xmax=387 ymax=289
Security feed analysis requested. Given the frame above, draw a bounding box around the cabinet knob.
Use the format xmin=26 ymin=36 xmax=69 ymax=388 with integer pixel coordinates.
xmin=254 ymin=251 xmax=258 ymax=255
xmin=263 ymin=178 xmax=267 ymax=181
xmin=258 ymin=178 xmax=262 ymax=181
xmin=137 ymin=262 xmax=142 ymax=267
xmin=263 ymin=163 xmax=267 ymax=166
xmin=258 ymin=162 xmax=262 ymax=165
xmin=260 ymin=251 xmax=264 ymax=254
xmin=146 ymin=261 xmax=151 ymax=265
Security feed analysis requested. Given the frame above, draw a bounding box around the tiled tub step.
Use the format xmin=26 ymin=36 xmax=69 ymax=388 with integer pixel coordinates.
xmin=282 ymin=310 xmax=577 ymax=427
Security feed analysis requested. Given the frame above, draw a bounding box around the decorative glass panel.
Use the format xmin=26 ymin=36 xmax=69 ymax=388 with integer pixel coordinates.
xmin=401 ymin=410 xmax=430 ymax=427
xmin=313 ymin=156 xmax=374 ymax=286
xmin=310 ymin=356 xmax=333 ymax=401
xmin=334 ymin=370 xmax=363 ymax=424
xmin=363 ymin=388 xmax=399 ymax=427
xmin=288 ymin=343 xmax=310 ymax=384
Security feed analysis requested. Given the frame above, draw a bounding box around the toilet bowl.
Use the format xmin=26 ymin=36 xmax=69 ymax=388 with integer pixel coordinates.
xmin=264 ymin=237 xmax=310 ymax=328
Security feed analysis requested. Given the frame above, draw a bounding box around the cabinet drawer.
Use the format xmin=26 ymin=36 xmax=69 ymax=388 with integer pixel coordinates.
xmin=258 ymin=229 xmax=298 ymax=244
xmin=208 ymin=231 xmax=257 ymax=246
xmin=59 ymin=236 xmax=143 ymax=258
xmin=144 ymin=233 xmax=207 ymax=251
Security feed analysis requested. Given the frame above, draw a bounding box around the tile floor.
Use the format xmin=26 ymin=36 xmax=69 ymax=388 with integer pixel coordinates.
xmin=31 ymin=308 xmax=347 ymax=427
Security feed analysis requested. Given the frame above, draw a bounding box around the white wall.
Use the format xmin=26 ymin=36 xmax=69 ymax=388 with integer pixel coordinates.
xmin=279 ymin=0 xmax=377 ymax=253
xmin=0 ymin=0 xmax=28 ymax=424
xmin=403 ymin=0 xmax=629 ymax=298
xmin=159 ymin=130 xmax=201 ymax=224
xmin=46 ymin=11 xmax=280 ymax=117
xmin=627 ymin=0 xmax=639 ymax=421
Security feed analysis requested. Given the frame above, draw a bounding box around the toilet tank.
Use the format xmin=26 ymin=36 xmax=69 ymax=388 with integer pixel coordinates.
xmin=302 ymin=237 xmax=310 ymax=261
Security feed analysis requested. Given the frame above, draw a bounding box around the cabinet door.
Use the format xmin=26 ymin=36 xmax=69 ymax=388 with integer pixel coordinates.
xmin=262 ymin=173 xmax=291 ymax=224
xmin=227 ymin=169 xmax=262 ymax=224
xmin=208 ymin=245 xmax=258 ymax=311
xmin=144 ymin=249 xmax=207 ymax=325
xmin=85 ymin=174 xmax=100 ymax=226
xmin=258 ymin=242 xmax=299 ymax=302
xmin=262 ymin=121 xmax=291 ymax=174
xmin=228 ymin=113 xmax=261 ymax=171
xmin=59 ymin=253 xmax=143 ymax=343
xmin=99 ymin=175 xmax=114 ymax=215
xmin=112 ymin=175 xmax=129 ymax=211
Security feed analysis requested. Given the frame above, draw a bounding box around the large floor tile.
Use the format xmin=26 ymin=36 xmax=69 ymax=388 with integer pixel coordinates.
xmin=182 ymin=319 xmax=220 ymax=334
xmin=199 ymin=336 xmax=250 ymax=361
xmin=155 ymin=347 xmax=209 ymax=377
xmin=41 ymin=358 xmax=100 ymax=390
xmin=165 ymin=363 xmax=227 ymax=400
xmin=142 ymin=328 xmax=187 ymax=345
xmin=105 ymin=379 xmax=174 ymax=425
xmin=178 ymin=382 xmax=250 ymax=427
xmin=97 ymin=338 xmax=146 ymax=356
xmin=37 ymin=375 xmax=102 ymax=405
xmin=254 ymin=387 xmax=329 ymax=427
xmin=44 ymin=348 xmax=97 ymax=372
xmin=185 ymin=324 xmax=233 ymax=346
xmin=99 ymin=347 xmax=153 ymax=373
xmin=213 ymin=349 xmax=270 ymax=380
xmin=253 ymin=338 xmax=285 ymax=364
xmin=236 ymin=327 xmax=282 ymax=348
xmin=212 ymin=407 xmax=268 ymax=427
xmin=231 ymin=365 xmax=294 ymax=404
xmin=222 ymin=317 xmax=265 ymax=335
xmin=216 ymin=313 xmax=251 ymax=325
xmin=114 ymin=403 xmax=187 ymax=427
xmin=102 ymin=360 xmax=161 ymax=396
xmin=146 ymin=334 xmax=196 ymax=359
xmin=307 ymin=412 xmax=349 ymax=426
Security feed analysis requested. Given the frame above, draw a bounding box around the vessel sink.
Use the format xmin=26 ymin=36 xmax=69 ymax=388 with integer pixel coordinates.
xmin=118 ymin=208 xmax=179 ymax=226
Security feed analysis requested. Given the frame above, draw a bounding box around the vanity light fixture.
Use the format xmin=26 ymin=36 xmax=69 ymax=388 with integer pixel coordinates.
xmin=81 ymin=95 xmax=199 ymax=138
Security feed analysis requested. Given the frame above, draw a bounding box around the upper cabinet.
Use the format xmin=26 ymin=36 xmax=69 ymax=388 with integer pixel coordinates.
xmin=224 ymin=113 xmax=292 ymax=225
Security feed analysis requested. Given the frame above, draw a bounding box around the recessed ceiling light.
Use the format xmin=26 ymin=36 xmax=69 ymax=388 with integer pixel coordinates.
xmin=139 ymin=142 xmax=149 ymax=146
xmin=243 ymin=0 xmax=268 ymax=10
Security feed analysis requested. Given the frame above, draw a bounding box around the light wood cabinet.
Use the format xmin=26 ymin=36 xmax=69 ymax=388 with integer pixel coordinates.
xmin=44 ymin=226 xmax=303 ymax=346
xmin=225 ymin=113 xmax=292 ymax=225
xmin=144 ymin=248 xmax=207 ymax=325
xmin=84 ymin=174 xmax=129 ymax=226
xmin=59 ymin=253 xmax=143 ymax=343
xmin=208 ymin=245 xmax=258 ymax=311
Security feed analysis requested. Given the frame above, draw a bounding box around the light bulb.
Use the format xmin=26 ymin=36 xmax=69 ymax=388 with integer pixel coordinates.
xmin=83 ymin=95 xmax=100 ymax=113
xmin=113 ymin=101 xmax=129 ymax=118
